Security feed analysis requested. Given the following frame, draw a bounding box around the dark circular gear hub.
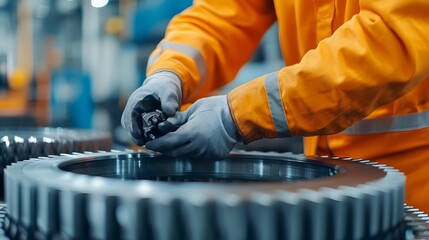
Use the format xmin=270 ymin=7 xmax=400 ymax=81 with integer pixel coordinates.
xmin=58 ymin=152 xmax=338 ymax=182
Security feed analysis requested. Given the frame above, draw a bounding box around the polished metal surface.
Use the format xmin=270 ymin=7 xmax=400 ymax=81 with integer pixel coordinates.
xmin=0 ymin=127 xmax=112 ymax=161
xmin=3 ymin=150 xmax=406 ymax=240
xmin=58 ymin=152 xmax=338 ymax=182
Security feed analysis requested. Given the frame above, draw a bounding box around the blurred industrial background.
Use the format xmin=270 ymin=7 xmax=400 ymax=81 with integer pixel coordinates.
xmin=2 ymin=2 xmax=429 ymax=239
xmin=0 ymin=0 xmax=301 ymax=151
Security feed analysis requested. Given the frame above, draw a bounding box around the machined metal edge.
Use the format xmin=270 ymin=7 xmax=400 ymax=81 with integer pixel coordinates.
xmin=4 ymin=150 xmax=405 ymax=240
xmin=0 ymin=127 xmax=112 ymax=165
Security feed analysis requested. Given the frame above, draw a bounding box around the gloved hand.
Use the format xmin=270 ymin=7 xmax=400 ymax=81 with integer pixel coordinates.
xmin=121 ymin=71 xmax=182 ymax=145
xmin=145 ymin=95 xmax=241 ymax=160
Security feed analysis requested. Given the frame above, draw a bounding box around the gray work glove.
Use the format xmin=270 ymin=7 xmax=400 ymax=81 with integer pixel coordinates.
xmin=121 ymin=71 xmax=182 ymax=145
xmin=145 ymin=95 xmax=240 ymax=160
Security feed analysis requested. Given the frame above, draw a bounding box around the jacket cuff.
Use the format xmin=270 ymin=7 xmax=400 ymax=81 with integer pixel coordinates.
xmin=227 ymin=75 xmax=279 ymax=144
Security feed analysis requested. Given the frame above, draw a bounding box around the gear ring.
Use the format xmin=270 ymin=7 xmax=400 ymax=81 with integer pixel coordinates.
xmin=0 ymin=127 xmax=112 ymax=199
xmin=4 ymin=150 xmax=405 ymax=240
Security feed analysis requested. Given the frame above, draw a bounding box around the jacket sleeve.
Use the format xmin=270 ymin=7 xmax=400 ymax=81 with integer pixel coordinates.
xmin=228 ymin=0 xmax=429 ymax=143
xmin=146 ymin=0 xmax=276 ymax=103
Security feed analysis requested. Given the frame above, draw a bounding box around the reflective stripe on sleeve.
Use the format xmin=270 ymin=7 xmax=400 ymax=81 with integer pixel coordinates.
xmin=147 ymin=52 xmax=161 ymax=69
xmin=264 ymin=72 xmax=291 ymax=137
xmin=147 ymin=41 xmax=207 ymax=82
xmin=342 ymin=110 xmax=429 ymax=134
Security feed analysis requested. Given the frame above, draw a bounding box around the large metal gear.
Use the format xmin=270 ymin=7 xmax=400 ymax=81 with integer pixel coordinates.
xmin=2 ymin=150 xmax=408 ymax=240
xmin=0 ymin=127 xmax=112 ymax=198
xmin=0 ymin=127 xmax=112 ymax=163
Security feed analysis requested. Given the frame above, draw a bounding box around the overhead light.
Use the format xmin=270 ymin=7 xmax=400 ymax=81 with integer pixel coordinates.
xmin=91 ymin=0 xmax=109 ymax=8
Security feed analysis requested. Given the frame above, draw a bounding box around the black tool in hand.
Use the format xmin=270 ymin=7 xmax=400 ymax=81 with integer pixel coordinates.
xmin=141 ymin=95 xmax=179 ymax=141
xmin=142 ymin=109 xmax=167 ymax=140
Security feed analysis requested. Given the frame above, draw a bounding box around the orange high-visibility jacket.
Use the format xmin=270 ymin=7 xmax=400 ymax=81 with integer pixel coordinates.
xmin=146 ymin=0 xmax=429 ymax=212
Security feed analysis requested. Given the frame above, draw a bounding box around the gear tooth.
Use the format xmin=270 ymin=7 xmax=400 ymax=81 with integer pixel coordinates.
xmin=366 ymin=161 xmax=379 ymax=165
xmin=6 ymin=162 xmax=21 ymax=168
xmin=59 ymin=191 xmax=89 ymax=240
xmin=5 ymin=176 xmax=16 ymax=222
xmin=37 ymin=186 xmax=60 ymax=239
xmin=374 ymin=164 xmax=387 ymax=169
xmin=87 ymin=194 xmax=120 ymax=240
xmin=388 ymin=172 xmax=406 ymax=227
xmin=275 ymin=191 xmax=302 ymax=240
xmin=87 ymin=194 xmax=108 ymax=239
xmin=59 ymin=190 xmax=75 ymax=239
xmin=4 ymin=161 xmax=24 ymax=226
xmin=110 ymin=149 xmax=123 ymax=153
xmin=150 ymin=196 xmax=182 ymax=240
xmin=41 ymin=137 xmax=56 ymax=156
xmin=116 ymin=198 xmax=134 ymax=240
xmin=298 ymin=189 xmax=328 ymax=240
xmin=319 ymin=188 xmax=346 ymax=240
xmin=355 ymin=184 xmax=381 ymax=238
xmin=27 ymin=137 xmax=41 ymax=158
xmin=117 ymin=197 xmax=151 ymax=240
xmin=358 ymin=160 xmax=370 ymax=163
xmin=337 ymin=186 xmax=365 ymax=240
xmin=372 ymin=172 xmax=403 ymax=230
xmin=59 ymin=153 xmax=73 ymax=157
xmin=215 ymin=194 xmax=247 ymax=240
xmin=20 ymin=179 xmax=37 ymax=236
xmin=406 ymin=208 xmax=420 ymax=213
xmin=249 ymin=192 xmax=277 ymax=240
xmin=0 ymin=139 xmax=9 ymax=167
xmin=181 ymin=194 xmax=215 ymax=240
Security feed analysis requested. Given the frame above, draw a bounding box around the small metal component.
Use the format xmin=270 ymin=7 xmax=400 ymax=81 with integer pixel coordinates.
xmin=141 ymin=110 xmax=167 ymax=140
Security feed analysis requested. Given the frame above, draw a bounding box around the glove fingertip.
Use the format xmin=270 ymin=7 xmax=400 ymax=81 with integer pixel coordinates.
xmin=131 ymin=136 xmax=145 ymax=146
xmin=144 ymin=139 xmax=159 ymax=151
xmin=162 ymin=104 xmax=178 ymax=117
xmin=158 ymin=121 xmax=179 ymax=133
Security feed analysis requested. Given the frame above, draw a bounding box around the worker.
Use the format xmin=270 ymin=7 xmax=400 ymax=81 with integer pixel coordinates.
xmin=122 ymin=0 xmax=429 ymax=213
